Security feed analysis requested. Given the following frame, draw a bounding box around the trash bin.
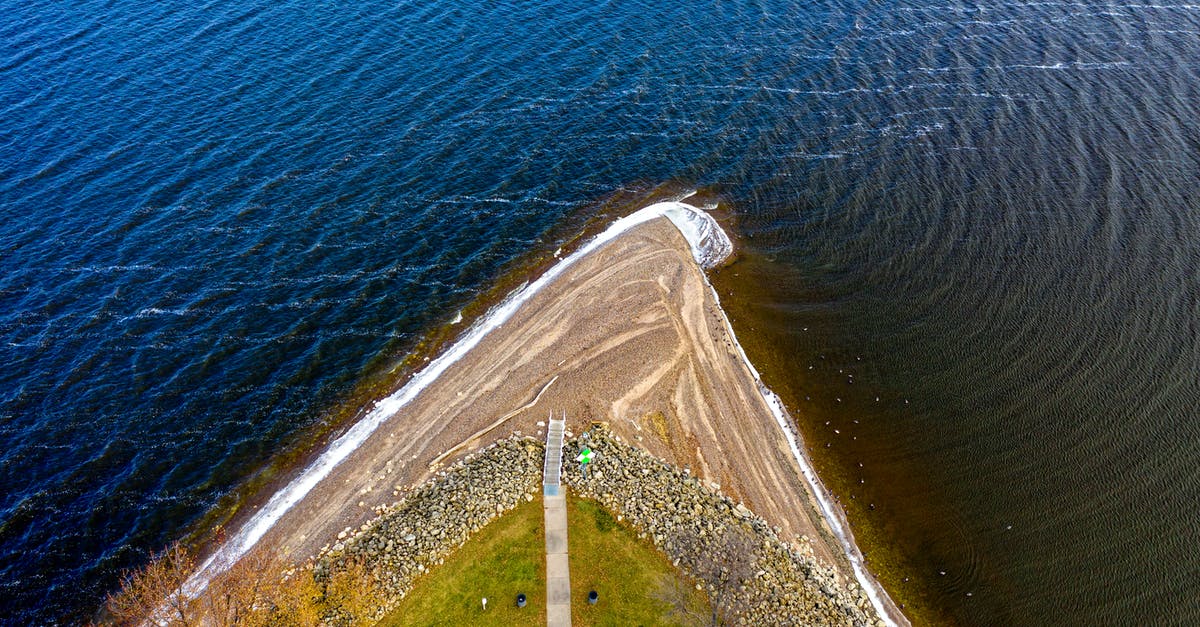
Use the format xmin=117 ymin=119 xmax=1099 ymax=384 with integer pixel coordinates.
xmin=588 ymin=590 xmax=599 ymax=605
xmin=516 ymin=593 xmax=527 ymax=608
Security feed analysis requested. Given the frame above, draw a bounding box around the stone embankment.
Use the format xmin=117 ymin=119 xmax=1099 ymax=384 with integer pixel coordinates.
xmin=315 ymin=435 xmax=543 ymax=611
xmin=564 ymin=427 xmax=882 ymax=627
xmin=316 ymin=427 xmax=878 ymax=626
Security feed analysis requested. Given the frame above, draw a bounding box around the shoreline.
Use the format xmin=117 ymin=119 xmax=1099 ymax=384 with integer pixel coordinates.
xmin=184 ymin=197 xmax=729 ymax=589
xmin=702 ymin=266 xmax=904 ymax=626
xmin=318 ymin=429 xmax=880 ymax=625
xmin=180 ymin=184 xmax=699 ymax=556
xmin=183 ymin=199 xmax=905 ymax=625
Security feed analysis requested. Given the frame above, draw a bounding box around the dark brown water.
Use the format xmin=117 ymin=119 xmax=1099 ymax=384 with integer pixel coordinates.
xmin=3 ymin=0 xmax=1199 ymax=623
xmin=710 ymin=123 xmax=1200 ymax=623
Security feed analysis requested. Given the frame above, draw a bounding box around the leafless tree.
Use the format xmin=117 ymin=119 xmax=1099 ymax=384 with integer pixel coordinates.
xmin=667 ymin=522 xmax=759 ymax=626
xmin=652 ymin=572 xmax=710 ymax=627
xmin=201 ymin=547 xmax=301 ymax=626
xmin=104 ymin=542 xmax=197 ymax=627
xmin=101 ymin=537 xmax=392 ymax=627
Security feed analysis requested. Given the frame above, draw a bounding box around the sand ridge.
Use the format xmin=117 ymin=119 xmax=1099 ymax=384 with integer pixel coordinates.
xmin=220 ymin=216 xmax=901 ymax=622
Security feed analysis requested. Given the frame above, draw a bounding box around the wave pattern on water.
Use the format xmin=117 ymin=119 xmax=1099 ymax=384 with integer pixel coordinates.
xmin=1 ymin=0 xmax=1199 ymax=623
xmin=182 ymin=199 xmax=733 ymax=592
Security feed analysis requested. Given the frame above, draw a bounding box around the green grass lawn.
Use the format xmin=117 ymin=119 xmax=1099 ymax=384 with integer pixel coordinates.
xmin=568 ymin=497 xmax=710 ymax=626
xmin=381 ymin=492 xmax=710 ymax=627
xmin=381 ymin=496 xmax=546 ymax=626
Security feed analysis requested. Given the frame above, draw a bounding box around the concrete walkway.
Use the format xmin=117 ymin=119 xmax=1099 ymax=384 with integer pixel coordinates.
xmin=543 ymin=417 xmax=571 ymax=626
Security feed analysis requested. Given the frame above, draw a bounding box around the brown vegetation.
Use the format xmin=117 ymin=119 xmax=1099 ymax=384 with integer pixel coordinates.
xmin=100 ymin=544 xmax=383 ymax=627
xmin=668 ymin=523 xmax=759 ymax=626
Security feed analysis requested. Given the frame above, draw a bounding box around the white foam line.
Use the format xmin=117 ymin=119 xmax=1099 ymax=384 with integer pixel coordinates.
xmin=720 ymin=324 xmax=902 ymax=619
xmin=704 ymin=284 xmax=901 ymax=626
xmin=184 ymin=196 xmax=726 ymax=595
xmin=185 ymin=198 xmax=899 ymax=626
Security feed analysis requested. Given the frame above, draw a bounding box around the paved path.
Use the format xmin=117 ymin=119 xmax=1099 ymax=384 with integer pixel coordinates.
xmin=543 ymin=417 xmax=571 ymax=627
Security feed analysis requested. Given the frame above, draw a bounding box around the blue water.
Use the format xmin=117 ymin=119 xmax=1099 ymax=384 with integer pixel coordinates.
xmin=2 ymin=0 xmax=1199 ymax=623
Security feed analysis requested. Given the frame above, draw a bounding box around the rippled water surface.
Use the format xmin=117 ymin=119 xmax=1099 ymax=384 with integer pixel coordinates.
xmin=2 ymin=0 xmax=1198 ymax=623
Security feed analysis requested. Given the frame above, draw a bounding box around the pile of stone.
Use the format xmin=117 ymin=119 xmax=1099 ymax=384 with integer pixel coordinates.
xmin=315 ymin=435 xmax=544 ymax=610
xmin=563 ymin=426 xmax=883 ymax=627
xmin=313 ymin=426 xmax=882 ymax=626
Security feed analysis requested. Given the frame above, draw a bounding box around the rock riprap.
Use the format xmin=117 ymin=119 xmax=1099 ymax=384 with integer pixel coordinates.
xmin=315 ymin=435 xmax=543 ymax=611
xmin=315 ymin=427 xmax=879 ymax=626
xmin=563 ymin=426 xmax=882 ymax=627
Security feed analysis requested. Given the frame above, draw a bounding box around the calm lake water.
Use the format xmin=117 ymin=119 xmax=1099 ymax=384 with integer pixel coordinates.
xmin=2 ymin=0 xmax=1197 ymax=623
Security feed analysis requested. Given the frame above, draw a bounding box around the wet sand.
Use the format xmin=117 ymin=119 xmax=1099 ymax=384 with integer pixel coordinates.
xmin=229 ymin=215 xmax=903 ymax=623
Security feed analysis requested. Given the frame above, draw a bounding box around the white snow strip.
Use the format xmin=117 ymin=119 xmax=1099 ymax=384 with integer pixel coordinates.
xmin=691 ymin=259 xmax=901 ymax=627
xmin=185 ymin=198 xmax=729 ymax=594
xmin=185 ymin=197 xmax=899 ymax=627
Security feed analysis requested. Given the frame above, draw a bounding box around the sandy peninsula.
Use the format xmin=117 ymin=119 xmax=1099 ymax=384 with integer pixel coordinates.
xmin=193 ymin=205 xmax=904 ymax=624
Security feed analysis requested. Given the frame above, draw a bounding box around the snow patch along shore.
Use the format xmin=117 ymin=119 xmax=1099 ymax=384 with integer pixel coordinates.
xmin=185 ymin=199 xmax=731 ymax=594
xmin=186 ymin=197 xmax=900 ymax=626
xmin=667 ymin=202 xmax=902 ymax=627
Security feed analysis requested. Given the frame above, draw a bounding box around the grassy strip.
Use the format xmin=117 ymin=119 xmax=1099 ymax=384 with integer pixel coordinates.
xmin=568 ymin=497 xmax=711 ymax=627
xmin=381 ymin=493 xmax=711 ymax=626
xmin=382 ymin=497 xmax=545 ymax=626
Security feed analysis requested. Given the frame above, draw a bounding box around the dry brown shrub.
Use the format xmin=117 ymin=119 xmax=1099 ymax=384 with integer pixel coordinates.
xmin=103 ymin=542 xmax=197 ymax=626
xmin=320 ymin=556 xmax=386 ymax=627
xmin=201 ymin=547 xmax=294 ymax=626
xmin=101 ymin=539 xmax=392 ymax=626
xmin=270 ymin=569 xmax=323 ymax=627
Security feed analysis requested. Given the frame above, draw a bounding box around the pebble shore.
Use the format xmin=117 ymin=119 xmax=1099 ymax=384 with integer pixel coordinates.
xmin=317 ymin=427 xmax=881 ymax=626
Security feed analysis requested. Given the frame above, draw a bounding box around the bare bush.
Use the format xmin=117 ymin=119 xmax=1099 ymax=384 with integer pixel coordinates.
xmin=104 ymin=542 xmax=197 ymax=627
xmin=651 ymin=572 xmax=709 ymax=627
xmin=667 ymin=522 xmax=759 ymax=626
xmin=101 ymin=544 xmax=382 ymax=626
xmin=320 ymin=556 xmax=386 ymax=627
